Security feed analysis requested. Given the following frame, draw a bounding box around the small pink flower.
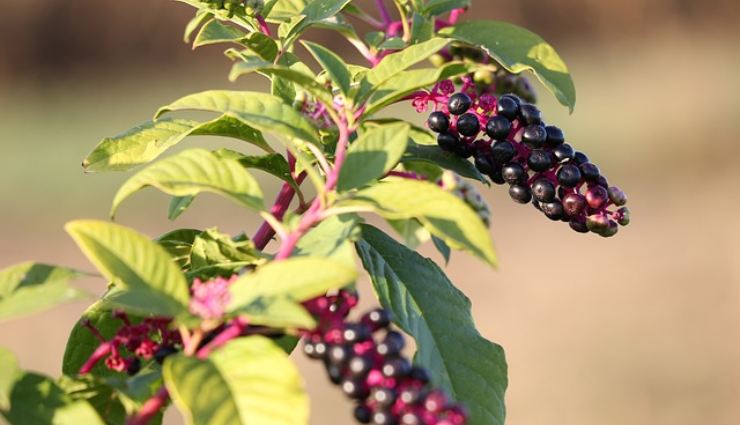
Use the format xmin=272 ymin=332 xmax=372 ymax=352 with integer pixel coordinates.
xmin=412 ymin=93 xmax=431 ymax=113
xmin=437 ymin=80 xmax=455 ymax=95
xmin=189 ymin=275 xmax=238 ymax=321
xmin=478 ymin=94 xmax=496 ymax=112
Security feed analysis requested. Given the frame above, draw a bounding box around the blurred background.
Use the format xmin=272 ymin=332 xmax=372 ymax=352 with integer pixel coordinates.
xmin=1 ymin=1 xmax=739 ymax=424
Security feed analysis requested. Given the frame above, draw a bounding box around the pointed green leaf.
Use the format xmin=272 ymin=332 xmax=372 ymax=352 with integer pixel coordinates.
xmin=228 ymin=257 xmax=357 ymax=313
xmin=302 ymin=41 xmax=352 ymax=97
xmin=0 ymin=348 xmax=20 ymax=411
xmin=440 ymin=21 xmax=576 ymax=111
xmin=83 ymin=116 xmax=271 ymax=173
xmin=403 ymin=142 xmax=486 ymax=182
xmin=163 ymin=337 xmax=308 ymax=425
xmin=3 ymin=373 xmax=105 ymax=425
xmin=294 ymin=214 xmax=361 ymax=268
xmin=184 ymin=10 xmax=213 ymax=43
xmin=193 ymin=19 xmax=247 ymax=48
xmin=0 ymin=263 xmax=88 ymax=322
xmin=168 ymin=196 xmax=195 ymax=221
xmin=65 ymin=220 xmax=190 ymax=318
xmin=228 ymin=62 xmax=334 ymax=106
xmin=243 ymin=32 xmax=279 ymax=62
xmin=157 ymin=228 xmax=201 ymax=268
xmin=111 ymin=148 xmax=264 ymax=217
xmin=339 ymin=179 xmax=497 ymax=266
xmin=190 ymin=228 xmax=262 ymax=270
xmin=357 ymin=38 xmax=450 ymax=103
xmin=338 ymin=123 xmax=410 ymax=191
xmin=356 ymin=225 xmax=507 ymax=425
xmin=156 ymin=91 xmax=320 ymax=144
xmin=281 ymin=0 xmax=353 ymax=45
xmin=422 ymin=0 xmax=471 ymax=16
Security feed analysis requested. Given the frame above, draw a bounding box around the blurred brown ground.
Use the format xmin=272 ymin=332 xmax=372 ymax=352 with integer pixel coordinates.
xmin=0 ymin=1 xmax=739 ymax=425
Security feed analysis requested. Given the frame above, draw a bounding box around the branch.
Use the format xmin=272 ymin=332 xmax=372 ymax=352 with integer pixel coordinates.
xmin=126 ymin=387 xmax=169 ymax=425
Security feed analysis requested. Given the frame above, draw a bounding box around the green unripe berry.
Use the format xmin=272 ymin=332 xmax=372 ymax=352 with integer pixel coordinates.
xmin=473 ymin=69 xmax=495 ymax=86
xmin=429 ymin=54 xmax=448 ymax=68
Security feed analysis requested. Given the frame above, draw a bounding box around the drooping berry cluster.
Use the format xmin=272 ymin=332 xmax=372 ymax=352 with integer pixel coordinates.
xmin=418 ymin=82 xmax=630 ymax=237
xmin=302 ymin=291 xmax=468 ymax=425
xmin=79 ymin=312 xmax=181 ymax=376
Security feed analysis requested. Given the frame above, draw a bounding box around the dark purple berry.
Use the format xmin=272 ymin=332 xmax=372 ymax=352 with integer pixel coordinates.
xmin=154 ymin=346 xmax=178 ymax=364
xmin=556 ymin=164 xmax=582 ymax=188
xmin=126 ymin=358 xmax=141 ymax=376
xmin=489 ymin=164 xmax=505 ymax=185
xmin=491 ymin=140 xmax=516 ymax=163
xmin=616 ymin=207 xmax=631 ymax=226
xmin=409 ymin=366 xmax=431 ymax=384
xmin=400 ymin=412 xmax=422 ymax=425
xmin=328 ymin=344 xmax=352 ymax=365
xmin=326 ymin=363 xmax=344 ymax=384
xmin=343 ymin=324 xmax=371 ymax=343
xmin=362 ymin=309 xmax=391 ymax=331
xmin=382 ymin=358 xmax=411 ymax=378
xmin=600 ymin=220 xmax=619 ymax=238
xmin=545 ymin=125 xmax=565 ymax=146
xmin=597 ymin=175 xmax=609 ymax=188
xmin=527 ymin=149 xmax=553 ymax=172
xmin=531 ymin=179 xmax=556 ymax=203
xmin=423 ymin=390 xmax=448 ymax=413
xmin=348 ymin=355 xmax=373 ymax=377
xmin=456 ymin=113 xmax=480 ymax=137
xmin=371 ymin=387 xmax=397 ymax=407
xmin=586 ymin=214 xmax=610 ymax=233
xmin=377 ymin=331 xmax=405 ymax=357
xmin=562 ymin=193 xmax=586 ymax=216
xmin=341 ymin=378 xmax=370 ymax=399
xmin=474 ymin=151 xmax=495 ymax=175
xmin=437 ymin=133 xmax=459 ymax=153
xmin=454 ymin=141 xmax=475 ymax=159
xmin=518 ymin=103 xmax=542 ymax=125
xmin=304 ymin=341 xmax=328 ymax=360
xmin=448 ymin=93 xmax=472 ymax=115
xmin=509 ymin=185 xmax=532 ymax=203
xmin=427 ymin=111 xmax=450 ymax=133
xmin=485 ymin=116 xmax=512 ymax=140
xmin=354 ymin=405 xmax=373 ymax=424
xmin=496 ymin=95 xmax=520 ymax=119
xmin=579 ymin=163 xmax=600 ymax=182
xmin=372 ymin=410 xmax=398 ymax=425
xmin=541 ymin=202 xmax=564 ymax=221
xmin=608 ymin=186 xmax=627 ymax=206
xmin=400 ymin=387 xmax=424 ymax=405
xmin=570 ymin=217 xmax=589 ymax=233
xmin=585 ymin=186 xmax=609 ymax=209
xmin=552 ymin=143 xmax=575 ymax=163
xmin=521 ymin=125 xmax=547 ymax=149
xmin=532 ymin=198 xmax=542 ymax=211
xmin=502 ymin=162 xmax=527 ymax=185
xmin=573 ymin=151 xmax=589 ymax=165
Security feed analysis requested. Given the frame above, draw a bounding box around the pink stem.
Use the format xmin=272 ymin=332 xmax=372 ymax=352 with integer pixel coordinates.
xmin=126 ymin=387 xmax=170 ymax=425
xmin=375 ymin=0 xmax=392 ymax=25
xmin=256 ymin=15 xmax=272 ymax=37
xmin=386 ymin=171 xmax=425 ymax=180
xmin=252 ymin=173 xmax=306 ymax=250
xmin=196 ymin=318 xmax=249 ymax=359
xmin=78 ymin=342 xmax=112 ymax=374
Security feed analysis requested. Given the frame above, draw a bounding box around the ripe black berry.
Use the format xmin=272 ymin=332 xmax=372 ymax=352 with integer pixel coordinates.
xmin=509 ymin=185 xmax=532 ymax=203
xmin=502 ymin=162 xmax=527 ymax=184
xmin=409 ymin=366 xmax=431 ymax=384
xmin=522 ymin=125 xmax=547 ymax=149
xmin=496 ymin=95 xmax=520 ymax=119
xmin=371 ymin=387 xmax=397 ymax=407
xmin=491 ymin=140 xmax=516 ymax=163
xmin=342 ymin=378 xmax=370 ymax=399
xmin=126 ymin=358 xmax=141 ymax=376
xmin=616 ymin=207 xmax=631 ymax=226
xmin=437 ymin=133 xmax=459 ymax=153
xmin=573 ymin=151 xmax=589 ymax=165
xmin=456 ymin=113 xmax=480 ymax=137
xmin=489 ymin=165 xmax=505 ymax=185
xmin=608 ymin=186 xmax=627 ymax=206
xmin=486 ymin=116 xmax=512 ymax=140
xmin=586 ymin=214 xmax=610 ymax=233
xmin=579 ymin=163 xmax=601 ymax=182
xmin=377 ymin=331 xmax=405 ymax=357
xmin=326 ymin=363 xmax=344 ymax=384
xmin=448 ymin=93 xmax=472 ymax=115
xmin=585 ymin=186 xmax=609 ymax=209
xmin=354 ymin=405 xmax=373 ymax=424
xmin=569 ymin=217 xmax=589 ymax=233
xmin=518 ymin=103 xmax=542 ymax=125
xmin=562 ymin=193 xmax=586 ymax=216
xmin=372 ymin=410 xmax=399 ymax=425
xmin=427 ymin=111 xmax=450 ymax=133
xmin=556 ymin=164 xmax=582 ymax=188
xmin=541 ymin=202 xmax=564 ymax=221
xmin=400 ymin=387 xmax=424 ymax=405
xmin=154 ymin=346 xmax=178 ymax=364
xmin=552 ymin=143 xmax=575 ymax=163
xmin=362 ymin=309 xmax=391 ymax=331
xmin=474 ymin=151 xmax=495 ymax=175
xmin=531 ymin=179 xmax=556 ymax=203
xmin=327 ymin=344 xmax=352 ymax=365
xmin=343 ymin=324 xmax=371 ymax=343
xmin=348 ymin=355 xmax=373 ymax=377
xmin=527 ymin=149 xmax=553 ymax=172
xmin=545 ymin=125 xmax=565 ymax=146
xmin=381 ymin=358 xmax=411 ymax=378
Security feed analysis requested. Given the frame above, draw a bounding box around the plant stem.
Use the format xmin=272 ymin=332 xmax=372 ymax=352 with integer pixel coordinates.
xmin=375 ymin=0 xmax=392 ymax=25
xmin=126 ymin=387 xmax=169 ymax=425
xmin=256 ymin=15 xmax=272 ymax=36
xmin=196 ymin=317 xmax=249 ymax=359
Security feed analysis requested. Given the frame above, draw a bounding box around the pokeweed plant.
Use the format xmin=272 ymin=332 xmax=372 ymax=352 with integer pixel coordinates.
xmin=0 ymin=1 xmax=630 ymax=424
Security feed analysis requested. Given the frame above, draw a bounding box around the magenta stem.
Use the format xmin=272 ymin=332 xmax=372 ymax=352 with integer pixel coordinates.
xmin=196 ymin=317 xmax=249 ymax=359
xmin=375 ymin=0 xmax=392 ymax=25
xmin=256 ymin=15 xmax=272 ymax=37
xmin=252 ymin=174 xmax=306 ymax=250
xmin=78 ymin=342 xmax=112 ymax=374
xmin=126 ymin=387 xmax=169 ymax=425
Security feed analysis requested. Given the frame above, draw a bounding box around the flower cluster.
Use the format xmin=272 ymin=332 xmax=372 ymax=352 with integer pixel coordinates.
xmin=79 ymin=312 xmax=180 ymax=376
xmin=302 ymin=291 xmax=468 ymax=425
xmin=416 ymin=81 xmax=630 ymax=237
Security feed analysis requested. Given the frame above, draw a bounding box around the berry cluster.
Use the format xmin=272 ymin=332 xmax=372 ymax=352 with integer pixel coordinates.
xmin=302 ymin=291 xmax=468 ymax=425
xmin=79 ymin=312 xmax=180 ymax=376
xmin=418 ymin=83 xmax=630 ymax=237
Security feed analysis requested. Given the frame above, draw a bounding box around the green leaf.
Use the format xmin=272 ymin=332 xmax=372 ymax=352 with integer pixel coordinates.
xmin=338 ymin=179 xmax=497 ymax=266
xmin=228 ymin=257 xmax=357 ymax=314
xmin=0 ymin=263 xmax=87 ymax=322
xmin=243 ymin=32 xmax=279 ymax=62
xmin=432 ymin=235 xmax=452 ymax=264
xmin=157 ymin=228 xmax=201 ymax=268
xmin=163 ymin=337 xmax=308 ymax=425
xmin=403 ymin=142 xmax=486 ymax=183
xmin=337 ymin=123 xmax=410 ymax=191
xmin=190 ymin=228 xmax=262 ymax=270
xmin=228 ymin=62 xmax=334 ymax=107
xmin=294 ymin=214 xmax=361 ymax=268
xmin=83 ymin=116 xmax=271 ymax=173
xmin=281 ymin=0 xmax=353 ymax=45
xmin=184 ymin=10 xmax=213 ymax=43
xmin=156 ymin=91 xmax=321 ymax=144
xmin=65 ymin=220 xmax=190 ymax=318
xmin=440 ymin=21 xmax=576 ymax=111
xmin=388 ymin=218 xmax=431 ymax=249
xmin=379 ymin=37 xmax=406 ymax=50
xmin=265 ymin=0 xmax=307 ymax=22
xmin=0 ymin=348 xmax=20 ymax=411
xmin=111 ymin=148 xmax=264 ymax=218
xmin=356 ymin=225 xmax=507 ymax=425
xmin=58 ymin=375 xmax=129 ymax=425
xmin=422 ymin=0 xmax=471 ymax=16
xmin=3 ymin=373 xmax=105 ymax=425
xmin=410 ymin=13 xmax=433 ymax=43
xmin=301 ymin=41 xmax=352 ymax=98
xmin=220 ymin=149 xmax=301 ymax=190
xmin=168 ymin=196 xmax=195 ymax=221
xmin=356 ymin=38 xmax=450 ymax=103
xmin=364 ymin=63 xmax=470 ymax=115
xmin=193 ymin=19 xmax=247 ymax=48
